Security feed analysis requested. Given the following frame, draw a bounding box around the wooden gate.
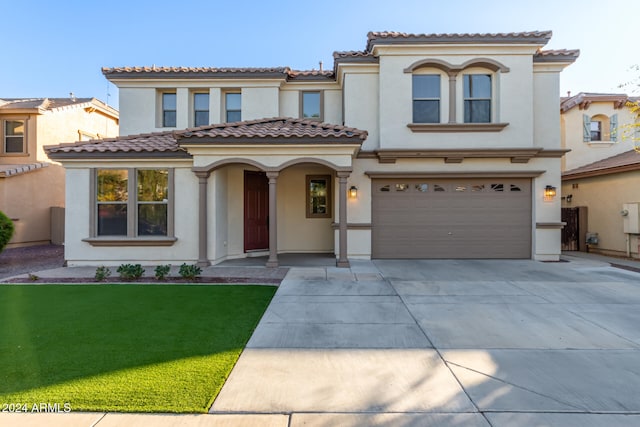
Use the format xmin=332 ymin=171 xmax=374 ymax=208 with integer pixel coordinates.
xmin=561 ymin=206 xmax=588 ymax=251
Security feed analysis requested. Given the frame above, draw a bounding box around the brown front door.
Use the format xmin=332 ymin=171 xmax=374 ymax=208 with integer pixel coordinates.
xmin=244 ymin=171 xmax=269 ymax=251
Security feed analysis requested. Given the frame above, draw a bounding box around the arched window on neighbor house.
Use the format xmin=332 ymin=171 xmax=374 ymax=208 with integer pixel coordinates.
xmin=583 ymin=113 xmax=618 ymax=142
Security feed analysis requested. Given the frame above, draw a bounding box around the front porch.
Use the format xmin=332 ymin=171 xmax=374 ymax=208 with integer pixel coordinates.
xmin=177 ymin=118 xmax=367 ymax=269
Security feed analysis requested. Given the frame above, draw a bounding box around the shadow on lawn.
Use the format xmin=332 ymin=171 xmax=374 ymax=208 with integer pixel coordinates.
xmin=0 ymin=284 xmax=276 ymax=399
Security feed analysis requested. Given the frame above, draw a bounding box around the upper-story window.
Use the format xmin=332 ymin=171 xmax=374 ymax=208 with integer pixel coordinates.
xmin=162 ymin=93 xmax=177 ymax=127
xmin=301 ymin=91 xmax=322 ymax=120
xmin=412 ymin=75 xmax=441 ymax=123
xmin=225 ymin=93 xmax=241 ymax=122
xmin=583 ymin=113 xmax=617 ymax=142
xmin=3 ymin=120 xmax=26 ymax=154
xmin=463 ymin=74 xmax=491 ymax=123
xmin=590 ymin=121 xmax=602 ymax=141
xmin=193 ymin=93 xmax=209 ymax=127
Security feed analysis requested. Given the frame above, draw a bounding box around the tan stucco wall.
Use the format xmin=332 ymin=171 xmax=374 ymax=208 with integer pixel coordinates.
xmin=0 ymin=165 xmax=64 ymax=247
xmin=1 ymin=105 xmax=118 ymax=246
xmin=562 ymin=171 xmax=640 ymax=259
xmin=562 ymin=102 xmax=638 ymax=171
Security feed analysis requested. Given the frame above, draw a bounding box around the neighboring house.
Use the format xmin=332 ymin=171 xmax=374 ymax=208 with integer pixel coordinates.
xmin=0 ymin=98 xmax=119 ymax=247
xmin=560 ymin=92 xmax=638 ymax=172
xmin=45 ymin=31 xmax=578 ymax=267
xmin=560 ymin=93 xmax=640 ymax=257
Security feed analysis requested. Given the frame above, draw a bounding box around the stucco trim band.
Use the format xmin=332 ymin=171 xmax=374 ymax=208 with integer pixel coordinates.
xmin=83 ymin=237 xmax=178 ymax=247
xmin=365 ymin=171 xmax=545 ymax=179
xmin=407 ymin=123 xmax=509 ymax=132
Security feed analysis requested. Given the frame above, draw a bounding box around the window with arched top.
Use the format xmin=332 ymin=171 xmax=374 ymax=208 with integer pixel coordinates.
xmin=583 ymin=113 xmax=617 ymax=142
xmin=406 ymin=58 xmax=508 ymax=129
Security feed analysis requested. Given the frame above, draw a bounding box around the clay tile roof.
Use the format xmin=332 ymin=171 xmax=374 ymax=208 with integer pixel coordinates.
xmin=560 ymin=92 xmax=630 ymax=113
xmin=45 ymin=118 xmax=367 ymax=159
xmin=0 ymin=162 xmax=50 ymax=178
xmin=45 ymin=130 xmax=187 ymax=159
xmin=286 ymin=69 xmax=335 ymax=80
xmin=366 ymin=30 xmax=553 ymax=50
xmin=175 ymin=117 xmax=367 ymax=142
xmin=534 ymin=49 xmax=580 ymax=63
xmin=333 ymin=51 xmax=379 ymax=65
xmin=563 ymin=149 xmax=640 ymax=179
xmin=0 ymin=97 xmax=94 ymax=111
xmin=102 ymin=66 xmax=290 ymax=75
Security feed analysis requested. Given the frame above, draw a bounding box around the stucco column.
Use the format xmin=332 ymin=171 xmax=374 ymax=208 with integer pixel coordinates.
xmin=448 ymin=72 xmax=457 ymax=123
xmin=336 ymin=172 xmax=350 ymax=268
xmin=266 ymin=171 xmax=279 ymax=268
xmin=195 ymin=171 xmax=211 ymax=267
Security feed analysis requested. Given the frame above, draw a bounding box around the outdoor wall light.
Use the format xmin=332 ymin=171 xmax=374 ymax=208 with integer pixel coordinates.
xmin=544 ymin=185 xmax=557 ymax=202
xmin=349 ymin=186 xmax=358 ymax=198
xmin=544 ymin=185 xmax=557 ymax=198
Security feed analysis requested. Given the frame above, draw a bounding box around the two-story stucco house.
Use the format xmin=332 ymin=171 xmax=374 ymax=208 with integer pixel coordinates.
xmin=560 ymin=93 xmax=640 ymax=257
xmin=0 ymin=97 xmax=119 ymax=247
xmin=45 ymin=31 xmax=578 ymax=267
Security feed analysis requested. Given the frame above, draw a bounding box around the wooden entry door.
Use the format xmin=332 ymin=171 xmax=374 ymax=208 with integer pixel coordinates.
xmin=244 ymin=171 xmax=269 ymax=251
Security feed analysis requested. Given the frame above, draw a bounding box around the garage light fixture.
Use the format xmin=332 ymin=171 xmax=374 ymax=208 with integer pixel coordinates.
xmin=544 ymin=185 xmax=557 ymax=201
xmin=349 ymin=186 xmax=358 ymax=198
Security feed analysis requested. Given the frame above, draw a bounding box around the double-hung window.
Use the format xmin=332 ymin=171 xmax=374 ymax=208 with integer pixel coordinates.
xmin=225 ymin=93 xmax=241 ymax=122
xmin=412 ymin=75 xmax=441 ymax=123
xmin=463 ymin=74 xmax=492 ymax=123
xmin=96 ymin=169 xmax=170 ymax=237
xmin=162 ymin=93 xmax=177 ymax=127
xmin=4 ymin=120 xmax=25 ymax=153
xmin=193 ymin=93 xmax=209 ymax=127
xmin=301 ymin=91 xmax=322 ymax=120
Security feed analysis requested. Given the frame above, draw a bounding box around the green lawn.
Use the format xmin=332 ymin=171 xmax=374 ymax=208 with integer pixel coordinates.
xmin=0 ymin=284 xmax=276 ymax=413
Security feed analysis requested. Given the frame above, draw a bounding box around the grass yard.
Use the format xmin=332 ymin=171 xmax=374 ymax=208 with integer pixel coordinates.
xmin=0 ymin=284 xmax=276 ymax=413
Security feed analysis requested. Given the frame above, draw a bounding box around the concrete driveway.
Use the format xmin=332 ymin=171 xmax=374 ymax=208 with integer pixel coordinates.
xmin=211 ymin=257 xmax=640 ymax=426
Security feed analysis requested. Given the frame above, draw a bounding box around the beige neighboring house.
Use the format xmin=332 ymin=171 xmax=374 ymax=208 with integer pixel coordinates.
xmin=0 ymin=97 xmax=119 ymax=247
xmin=46 ymin=31 xmax=578 ymax=267
xmin=560 ymin=92 xmax=640 ymax=257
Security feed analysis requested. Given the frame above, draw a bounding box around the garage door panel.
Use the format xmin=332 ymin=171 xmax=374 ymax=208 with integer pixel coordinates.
xmin=372 ymin=178 xmax=531 ymax=259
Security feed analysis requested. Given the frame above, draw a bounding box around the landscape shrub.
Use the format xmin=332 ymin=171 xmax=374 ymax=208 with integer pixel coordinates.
xmin=95 ymin=266 xmax=111 ymax=282
xmin=154 ymin=264 xmax=171 ymax=281
xmin=0 ymin=211 xmax=14 ymax=253
xmin=179 ymin=263 xmax=202 ymax=281
xmin=117 ymin=264 xmax=145 ymax=280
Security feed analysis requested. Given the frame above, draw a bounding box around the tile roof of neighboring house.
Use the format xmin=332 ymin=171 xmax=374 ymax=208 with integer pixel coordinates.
xmin=45 ymin=118 xmax=367 ymax=159
xmin=562 ymin=148 xmax=640 ymax=179
xmin=0 ymin=97 xmax=118 ymax=117
xmin=560 ymin=92 xmax=632 ymax=112
xmin=0 ymin=162 xmax=50 ymax=178
xmin=175 ymin=118 xmax=367 ymax=142
xmin=533 ymin=49 xmax=580 ymax=63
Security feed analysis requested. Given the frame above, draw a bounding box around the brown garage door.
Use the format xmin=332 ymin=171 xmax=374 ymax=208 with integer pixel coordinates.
xmin=372 ymin=179 xmax=531 ymax=259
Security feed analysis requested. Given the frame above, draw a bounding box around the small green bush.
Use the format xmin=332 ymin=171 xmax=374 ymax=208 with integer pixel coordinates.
xmin=117 ymin=264 xmax=145 ymax=280
xmin=95 ymin=266 xmax=111 ymax=282
xmin=179 ymin=263 xmax=202 ymax=281
xmin=0 ymin=211 xmax=15 ymax=253
xmin=154 ymin=264 xmax=171 ymax=281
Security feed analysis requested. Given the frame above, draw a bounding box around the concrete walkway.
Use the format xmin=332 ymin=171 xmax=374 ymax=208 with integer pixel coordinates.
xmin=3 ymin=254 xmax=640 ymax=426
